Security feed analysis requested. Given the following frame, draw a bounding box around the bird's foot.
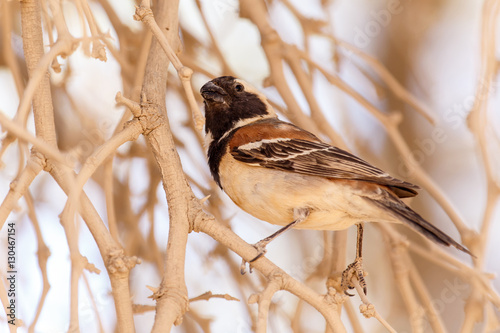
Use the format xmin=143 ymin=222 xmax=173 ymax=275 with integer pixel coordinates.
xmin=341 ymin=257 xmax=367 ymax=296
xmin=240 ymin=240 xmax=269 ymax=275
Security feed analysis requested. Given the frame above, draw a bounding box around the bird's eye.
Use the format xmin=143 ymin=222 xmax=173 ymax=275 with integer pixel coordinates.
xmin=234 ymin=84 xmax=244 ymax=92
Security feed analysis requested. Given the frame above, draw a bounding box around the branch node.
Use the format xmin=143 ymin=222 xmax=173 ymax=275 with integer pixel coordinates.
xmin=30 ymin=150 xmax=49 ymax=171
xmin=324 ymin=287 xmax=347 ymax=305
xmin=359 ymin=303 xmax=376 ymax=318
xmin=139 ymin=105 xmax=164 ymax=136
xmin=115 ymin=92 xmax=141 ymax=117
xmin=91 ymin=41 xmax=107 ymax=61
xmin=191 ymin=209 xmax=213 ymax=233
xmin=133 ymin=5 xmax=153 ymax=22
xmin=150 ymin=286 xmax=189 ymax=326
xmin=178 ymin=66 xmax=193 ymax=81
xmin=107 ymin=249 xmax=141 ymax=275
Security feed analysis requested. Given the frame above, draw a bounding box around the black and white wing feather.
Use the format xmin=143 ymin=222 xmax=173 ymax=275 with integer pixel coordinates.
xmin=232 ymin=138 xmax=419 ymax=198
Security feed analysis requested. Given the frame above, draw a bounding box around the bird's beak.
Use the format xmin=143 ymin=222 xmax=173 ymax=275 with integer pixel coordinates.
xmin=200 ymin=81 xmax=227 ymax=103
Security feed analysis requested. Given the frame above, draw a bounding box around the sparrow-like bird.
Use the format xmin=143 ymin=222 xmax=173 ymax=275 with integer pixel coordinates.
xmin=200 ymin=76 xmax=472 ymax=294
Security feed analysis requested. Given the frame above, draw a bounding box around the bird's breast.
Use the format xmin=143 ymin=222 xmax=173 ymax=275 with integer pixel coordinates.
xmin=218 ymin=153 xmax=388 ymax=230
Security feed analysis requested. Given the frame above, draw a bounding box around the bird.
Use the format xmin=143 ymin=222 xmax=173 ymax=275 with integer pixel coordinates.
xmin=200 ymin=75 xmax=472 ymax=295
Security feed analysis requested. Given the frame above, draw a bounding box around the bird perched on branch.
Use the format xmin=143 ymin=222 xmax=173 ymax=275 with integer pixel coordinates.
xmin=200 ymin=75 xmax=472 ymax=295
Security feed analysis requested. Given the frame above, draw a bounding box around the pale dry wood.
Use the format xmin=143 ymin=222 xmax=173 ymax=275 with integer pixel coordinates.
xmin=48 ymin=163 xmax=138 ymax=332
xmin=468 ymin=0 xmax=500 ymax=264
xmin=328 ymin=230 xmax=348 ymax=295
xmin=25 ymin=192 xmax=51 ymax=333
xmin=408 ymin=260 xmax=446 ymax=333
xmin=61 ymin=120 xmax=142 ymax=235
xmin=134 ymin=0 xmax=204 ymax=131
xmin=194 ymin=0 xmax=235 ymax=75
xmin=189 ymin=291 xmax=239 ymax=303
xmin=134 ymin=1 xmax=192 ymax=331
xmin=16 ymin=28 xmax=76 ymax=135
xmin=82 ymin=273 xmax=105 ymax=333
xmin=57 ymin=162 xmax=139 ymax=332
xmin=145 ymin=177 xmax=166 ymax=272
xmin=103 ymin=159 xmax=119 ymax=243
xmin=328 ymin=37 xmax=436 ymax=124
xmin=290 ymin=298 xmax=304 ymax=332
xmin=20 ymin=3 xmax=83 ymax=330
xmin=285 ymin=44 xmax=348 ymax=149
xmin=342 ymin=300 xmax=364 ymax=333
xmin=462 ymin=1 xmax=500 ymax=331
xmin=0 ymin=111 xmax=70 ymax=167
xmin=194 ymin=212 xmax=348 ymax=332
xmin=75 ymin=0 xmax=107 ymax=61
xmin=1 ymin=0 xmax=24 ymax=97
xmin=20 ymin=0 xmax=57 ymax=145
xmin=0 ymin=153 xmax=44 ymax=229
xmin=353 ymin=279 xmax=397 ymax=333
xmin=248 ymin=276 xmax=281 ymax=333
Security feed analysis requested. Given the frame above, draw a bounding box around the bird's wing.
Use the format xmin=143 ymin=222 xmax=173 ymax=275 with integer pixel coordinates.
xmin=230 ymin=120 xmax=419 ymax=198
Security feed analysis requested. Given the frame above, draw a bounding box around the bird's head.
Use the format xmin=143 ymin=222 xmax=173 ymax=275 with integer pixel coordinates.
xmin=200 ymin=76 xmax=277 ymax=143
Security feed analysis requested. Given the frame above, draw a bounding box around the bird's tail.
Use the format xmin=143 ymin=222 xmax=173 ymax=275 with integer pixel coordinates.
xmin=368 ymin=192 xmax=473 ymax=256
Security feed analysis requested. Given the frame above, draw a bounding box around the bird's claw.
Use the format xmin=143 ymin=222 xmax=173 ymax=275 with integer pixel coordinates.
xmin=341 ymin=257 xmax=367 ymax=296
xmin=240 ymin=240 xmax=268 ymax=275
xmin=240 ymin=259 xmax=250 ymax=275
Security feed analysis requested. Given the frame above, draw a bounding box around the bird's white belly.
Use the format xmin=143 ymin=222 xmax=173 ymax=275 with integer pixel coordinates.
xmin=218 ymin=155 xmax=391 ymax=230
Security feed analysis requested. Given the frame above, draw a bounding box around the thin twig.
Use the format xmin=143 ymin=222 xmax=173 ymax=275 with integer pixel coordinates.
xmin=0 ymin=111 xmax=70 ymax=167
xmin=353 ymin=279 xmax=397 ymax=333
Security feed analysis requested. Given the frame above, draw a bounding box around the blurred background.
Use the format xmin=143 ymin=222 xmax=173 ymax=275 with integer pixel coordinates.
xmin=0 ymin=0 xmax=499 ymax=332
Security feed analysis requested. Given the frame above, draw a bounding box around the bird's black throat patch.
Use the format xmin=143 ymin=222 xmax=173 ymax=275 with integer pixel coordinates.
xmin=207 ymin=129 xmax=238 ymax=189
